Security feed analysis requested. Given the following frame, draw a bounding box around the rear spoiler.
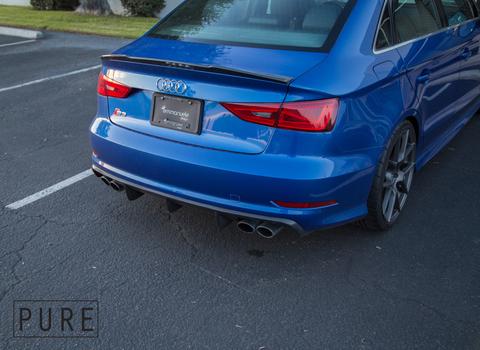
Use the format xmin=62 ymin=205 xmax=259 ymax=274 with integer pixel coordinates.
xmin=101 ymin=54 xmax=293 ymax=84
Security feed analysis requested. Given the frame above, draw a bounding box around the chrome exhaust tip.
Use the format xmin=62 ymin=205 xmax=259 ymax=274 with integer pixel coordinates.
xmin=110 ymin=180 xmax=125 ymax=192
xmin=237 ymin=219 xmax=259 ymax=234
xmin=256 ymin=222 xmax=284 ymax=239
xmin=100 ymin=176 xmax=111 ymax=186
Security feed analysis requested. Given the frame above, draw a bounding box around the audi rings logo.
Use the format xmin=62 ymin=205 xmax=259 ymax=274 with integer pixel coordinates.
xmin=156 ymin=78 xmax=188 ymax=95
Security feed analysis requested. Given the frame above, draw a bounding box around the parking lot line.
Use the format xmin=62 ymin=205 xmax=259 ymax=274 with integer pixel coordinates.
xmin=6 ymin=169 xmax=93 ymax=210
xmin=0 ymin=39 xmax=36 ymax=49
xmin=0 ymin=65 xmax=101 ymax=94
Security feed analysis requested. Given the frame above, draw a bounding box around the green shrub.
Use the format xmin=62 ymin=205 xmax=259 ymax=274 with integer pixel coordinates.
xmin=30 ymin=0 xmax=79 ymax=11
xmin=54 ymin=0 xmax=80 ymax=10
xmin=120 ymin=0 xmax=165 ymax=17
xmin=31 ymin=0 xmax=54 ymax=10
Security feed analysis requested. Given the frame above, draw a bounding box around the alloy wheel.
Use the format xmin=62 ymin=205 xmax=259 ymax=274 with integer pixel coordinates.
xmin=382 ymin=128 xmax=416 ymax=223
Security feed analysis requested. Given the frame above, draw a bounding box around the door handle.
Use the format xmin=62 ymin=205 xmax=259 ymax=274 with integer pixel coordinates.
xmin=461 ymin=48 xmax=472 ymax=60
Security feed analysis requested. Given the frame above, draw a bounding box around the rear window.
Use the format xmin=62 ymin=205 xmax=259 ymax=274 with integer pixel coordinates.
xmin=440 ymin=0 xmax=476 ymax=25
xmin=393 ymin=0 xmax=443 ymax=43
xmin=149 ymin=0 xmax=356 ymax=51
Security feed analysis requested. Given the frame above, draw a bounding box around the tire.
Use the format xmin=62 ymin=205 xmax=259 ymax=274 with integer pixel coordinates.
xmin=359 ymin=120 xmax=417 ymax=231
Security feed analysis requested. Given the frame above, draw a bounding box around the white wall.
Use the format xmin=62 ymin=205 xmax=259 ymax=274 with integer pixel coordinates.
xmin=159 ymin=0 xmax=183 ymax=17
xmin=0 ymin=0 xmax=185 ymax=18
xmin=107 ymin=0 xmax=126 ymax=15
xmin=0 ymin=0 xmax=29 ymax=5
xmin=107 ymin=0 xmax=184 ymax=17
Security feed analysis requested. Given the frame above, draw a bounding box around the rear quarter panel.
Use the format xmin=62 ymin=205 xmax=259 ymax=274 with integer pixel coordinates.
xmin=261 ymin=1 xmax=421 ymax=209
xmin=284 ymin=0 xmax=416 ymax=164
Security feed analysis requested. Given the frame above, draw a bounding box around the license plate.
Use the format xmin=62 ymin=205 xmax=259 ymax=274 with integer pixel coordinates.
xmin=151 ymin=94 xmax=203 ymax=134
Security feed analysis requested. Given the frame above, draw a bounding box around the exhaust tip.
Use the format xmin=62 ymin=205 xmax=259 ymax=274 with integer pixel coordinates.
xmin=237 ymin=220 xmax=258 ymax=234
xmin=256 ymin=222 xmax=283 ymax=239
xmin=100 ymin=176 xmax=111 ymax=186
xmin=257 ymin=226 xmax=275 ymax=239
xmin=110 ymin=181 xmax=124 ymax=192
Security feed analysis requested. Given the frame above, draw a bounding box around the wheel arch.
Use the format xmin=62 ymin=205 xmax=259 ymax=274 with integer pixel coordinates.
xmin=397 ymin=109 xmax=423 ymax=148
xmin=405 ymin=116 xmax=420 ymax=143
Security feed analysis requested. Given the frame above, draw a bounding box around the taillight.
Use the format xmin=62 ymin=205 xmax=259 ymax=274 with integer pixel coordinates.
xmin=97 ymin=73 xmax=132 ymax=98
xmin=221 ymin=102 xmax=279 ymax=127
xmin=278 ymin=99 xmax=338 ymax=132
xmin=221 ymin=98 xmax=339 ymax=132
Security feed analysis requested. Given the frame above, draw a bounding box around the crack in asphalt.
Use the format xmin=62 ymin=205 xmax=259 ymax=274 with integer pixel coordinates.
xmin=0 ymin=137 xmax=74 ymax=164
xmin=344 ymin=256 xmax=480 ymax=331
xmin=0 ymin=210 xmax=86 ymax=307
xmin=45 ymin=251 xmax=78 ymax=273
xmin=15 ymin=137 xmax=76 ymax=159
xmin=0 ymin=216 xmax=32 ymax=253
xmin=0 ymin=219 xmax=48 ymax=306
xmin=192 ymin=263 xmax=257 ymax=296
xmin=99 ymin=279 xmax=129 ymax=297
xmin=371 ymin=281 xmax=480 ymax=331
xmin=0 ymin=198 xmax=208 ymax=306
xmin=176 ymin=225 xmax=200 ymax=261
xmin=168 ymin=217 xmax=261 ymax=297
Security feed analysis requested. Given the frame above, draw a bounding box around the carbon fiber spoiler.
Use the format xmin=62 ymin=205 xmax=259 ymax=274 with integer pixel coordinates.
xmin=101 ymin=54 xmax=293 ymax=84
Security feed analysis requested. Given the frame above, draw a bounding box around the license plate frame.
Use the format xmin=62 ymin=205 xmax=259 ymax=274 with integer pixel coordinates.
xmin=150 ymin=93 xmax=203 ymax=135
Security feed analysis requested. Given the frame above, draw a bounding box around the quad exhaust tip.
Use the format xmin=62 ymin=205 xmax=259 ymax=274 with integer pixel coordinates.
xmin=99 ymin=175 xmax=124 ymax=192
xmin=96 ymin=170 xmax=284 ymax=238
xmin=96 ymin=171 xmax=143 ymax=200
xmin=256 ymin=222 xmax=283 ymax=239
xmin=100 ymin=176 xmax=111 ymax=186
xmin=237 ymin=219 xmax=258 ymax=234
xmin=110 ymin=180 xmax=124 ymax=192
xmin=237 ymin=219 xmax=284 ymax=238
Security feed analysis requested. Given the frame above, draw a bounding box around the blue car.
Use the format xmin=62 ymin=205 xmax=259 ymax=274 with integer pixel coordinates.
xmin=91 ymin=0 xmax=480 ymax=238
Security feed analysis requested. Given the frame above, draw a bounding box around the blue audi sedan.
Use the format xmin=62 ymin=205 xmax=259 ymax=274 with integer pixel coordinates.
xmin=91 ymin=0 xmax=480 ymax=238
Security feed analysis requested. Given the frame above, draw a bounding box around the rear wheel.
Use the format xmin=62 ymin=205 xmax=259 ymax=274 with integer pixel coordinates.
xmin=360 ymin=121 xmax=417 ymax=230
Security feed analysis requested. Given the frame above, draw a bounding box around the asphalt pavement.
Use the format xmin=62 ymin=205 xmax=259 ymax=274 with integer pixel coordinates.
xmin=0 ymin=35 xmax=25 ymax=46
xmin=0 ymin=31 xmax=479 ymax=350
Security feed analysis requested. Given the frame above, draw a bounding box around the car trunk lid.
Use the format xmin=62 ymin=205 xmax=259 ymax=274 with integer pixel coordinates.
xmin=102 ymin=37 xmax=327 ymax=154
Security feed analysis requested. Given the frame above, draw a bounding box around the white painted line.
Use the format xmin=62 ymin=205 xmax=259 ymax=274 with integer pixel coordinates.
xmin=6 ymin=170 xmax=93 ymax=210
xmin=0 ymin=26 xmax=43 ymax=39
xmin=0 ymin=65 xmax=102 ymax=94
xmin=0 ymin=39 xmax=36 ymax=49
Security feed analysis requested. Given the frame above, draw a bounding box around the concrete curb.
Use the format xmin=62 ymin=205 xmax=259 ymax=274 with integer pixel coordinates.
xmin=0 ymin=26 xmax=43 ymax=39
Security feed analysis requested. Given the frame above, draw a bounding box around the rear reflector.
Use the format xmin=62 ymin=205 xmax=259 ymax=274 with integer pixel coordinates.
xmin=221 ymin=98 xmax=339 ymax=132
xmin=97 ymin=73 xmax=132 ymax=98
xmin=274 ymin=200 xmax=337 ymax=209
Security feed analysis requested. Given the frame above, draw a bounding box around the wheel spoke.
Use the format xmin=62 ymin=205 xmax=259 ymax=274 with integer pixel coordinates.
xmin=382 ymin=188 xmax=392 ymax=214
xmin=401 ymin=161 xmax=415 ymax=174
xmin=404 ymin=142 xmax=415 ymax=158
xmin=385 ymin=189 xmax=397 ymax=222
xmin=394 ymin=190 xmax=402 ymax=210
xmin=392 ymin=141 xmax=401 ymax=165
xmin=404 ymin=172 xmax=414 ymax=192
xmin=397 ymin=130 xmax=410 ymax=162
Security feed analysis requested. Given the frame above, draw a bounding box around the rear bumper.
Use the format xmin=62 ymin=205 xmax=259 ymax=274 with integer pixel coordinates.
xmin=90 ymin=117 xmax=377 ymax=234
xmin=92 ymin=163 xmax=305 ymax=232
